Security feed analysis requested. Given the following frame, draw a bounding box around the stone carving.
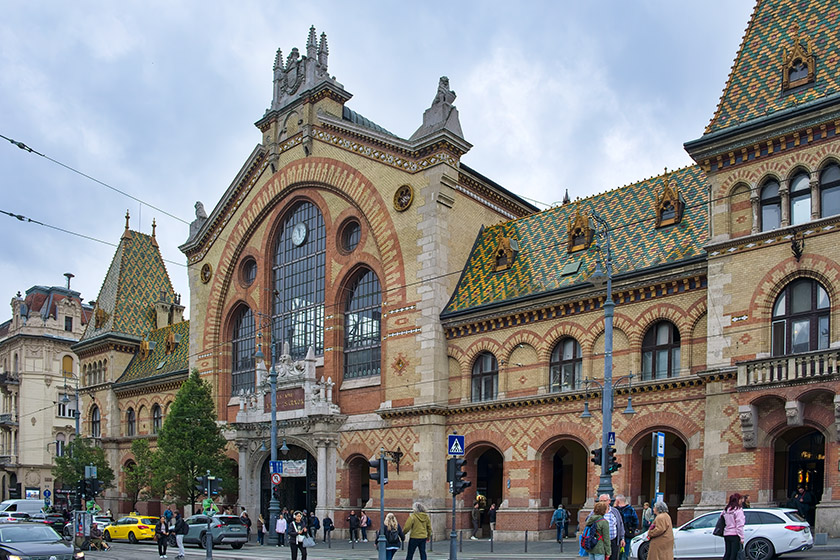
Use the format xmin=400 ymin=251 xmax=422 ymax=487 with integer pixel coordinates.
xmin=410 ymin=76 xmax=465 ymax=141
xmin=195 ymin=201 xmax=207 ymax=220
xmin=270 ymin=27 xmax=339 ymax=113
xmin=738 ymin=404 xmax=758 ymax=449
xmin=834 ymin=395 xmax=840 ymax=442
xmin=785 ymin=400 xmax=804 ymax=426
xmin=188 ymin=201 xmax=209 ymax=241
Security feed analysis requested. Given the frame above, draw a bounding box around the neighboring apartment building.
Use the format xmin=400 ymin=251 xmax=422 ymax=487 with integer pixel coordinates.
xmin=0 ymin=279 xmax=91 ymax=507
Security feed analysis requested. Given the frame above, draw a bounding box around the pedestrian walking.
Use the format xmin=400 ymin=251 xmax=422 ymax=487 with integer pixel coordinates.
xmin=164 ymin=506 xmax=173 ymax=524
xmin=308 ymin=511 xmax=320 ymax=540
xmin=240 ymin=509 xmax=252 ymax=541
xmin=322 ymin=515 xmax=334 ymax=542
xmin=276 ymin=513 xmax=288 ymax=546
xmin=584 ymin=501 xmax=611 ymax=560
xmin=155 ymin=514 xmax=170 ymax=559
xmin=375 ymin=512 xmax=405 ymax=560
xmin=346 ymin=509 xmax=360 ymax=543
xmin=488 ymin=503 xmax=497 ymax=534
xmin=550 ymin=504 xmax=568 ymax=541
xmin=360 ymin=509 xmax=370 ymax=542
xmin=287 ymin=510 xmax=309 ymax=560
xmin=589 ymin=494 xmax=625 ymax=560
xmin=174 ymin=511 xmax=187 ymax=559
xmin=721 ymin=493 xmax=745 ymax=560
xmin=646 ymin=502 xmax=674 ymax=560
xmin=614 ymin=495 xmax=638 ymax=560
xmin=257 ymin=514 xmax=266 ymax=545
xmin=470 ymin=502 xmax=481 ymax=539
xmin=641 ymin=502 xmax=653 ymax=531
xmin=403 ymin=502 xmax=432 ymax=560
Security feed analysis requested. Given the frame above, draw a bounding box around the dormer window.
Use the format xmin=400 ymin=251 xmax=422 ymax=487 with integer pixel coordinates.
xmin=781 ymin=25 xmax=815 ymax=91
xmin=493 ymin=230 xmax=519 ymax=271
xmin=567 ymin=204 xmax=593 ymax=253
xmin=655 ymin=173 xmax=685 ymax=228
xmin=139 ymin=339 xmax=150 ymax=361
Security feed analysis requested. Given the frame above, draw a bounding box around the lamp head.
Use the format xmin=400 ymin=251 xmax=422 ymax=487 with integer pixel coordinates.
xmin=590 ymin=259 xmax=607 ymax=288
xmin=580 ymin=401 xmax=592 ymax=419
xmin=280 ymin=439 xmax=290 ymax=456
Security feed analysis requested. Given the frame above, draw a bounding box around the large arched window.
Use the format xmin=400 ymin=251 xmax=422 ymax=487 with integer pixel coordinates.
xmin=152 ymin=404 xmax=162 ymax=434
xmin=231 ymin=306 xmax=255 ymax=395
xmin=344 ymin=270 xmax=382 ymax=379
xmin=55 ymin=434 xmax=66 ymax=457
xmin=760 ymin=179 xmax=782 ymax=231
xmin=820 ymin=163 xmax=840 ymax=217
xmin=90 ymin=405 xmax=100 ymax=438
xmin=62 ymin=355 xmax=73 ymax=377
xmin=550 ymin=338 xmax=582 ymax=392
xmin=771 ymin=278 xmax=830 ymax=356
xmin=471 ymin=352 xmax=498 ymax=402
xmin=641 ymin=322 xmax=681 ymax=380
xmin=273 ymin=201 xmax=326 ymax=359
xmin=789 ymin=172 xmax=811 ymax=226
xmin=126 ymin=408 xmax=136 ymax=437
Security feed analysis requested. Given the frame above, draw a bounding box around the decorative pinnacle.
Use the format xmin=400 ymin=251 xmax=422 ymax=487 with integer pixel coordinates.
xmin=319 ymin=32 xmax=329 ymax=54
xmin=307 ymin=25 xmax=317 ymax=47
xmin=151 ymin=218 xmax=157 ymax=238
xmin=122 ymin=210 xmax=131 ymax=240
xmin=274 ymin=48 xmax=283 ymax=71
xmin=124 ymin=210 xmax=130 ymax=231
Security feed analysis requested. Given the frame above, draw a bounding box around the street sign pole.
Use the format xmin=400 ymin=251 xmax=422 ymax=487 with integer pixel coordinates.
xmin=654 ymin=432 xmax=665 ymax=503
xmin=377 ymin=449 xmax=387 ymax=560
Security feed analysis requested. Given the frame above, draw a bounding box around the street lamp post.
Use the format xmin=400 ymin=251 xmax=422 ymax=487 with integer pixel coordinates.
xmin=256 ymin=345 xmax=282 ymax=546
xmin=590 ymin=212 xmax=616 ymax=498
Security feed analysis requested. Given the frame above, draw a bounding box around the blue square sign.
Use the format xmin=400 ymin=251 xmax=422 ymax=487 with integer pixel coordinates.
xmin=448 ymin=435 xmax=465 ymax=456
xmin=270 ymin=460 xmax=283 ymax=474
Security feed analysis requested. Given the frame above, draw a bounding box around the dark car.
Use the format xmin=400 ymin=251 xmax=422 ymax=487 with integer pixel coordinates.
xmin=184 ymin=514 xmax=247 ymax=549
xmin=29 ymin=512 xmax=66 ymax=533
xmin=0 ymin=523 xmax=83 ymax=559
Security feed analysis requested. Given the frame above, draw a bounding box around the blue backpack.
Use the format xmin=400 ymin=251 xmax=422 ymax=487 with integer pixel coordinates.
xmin=580 ymin=523 xmax=602 ymax=551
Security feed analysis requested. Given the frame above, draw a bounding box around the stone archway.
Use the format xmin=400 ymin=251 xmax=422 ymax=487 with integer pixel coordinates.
xmin=773 ymin=427 xmax=824 ymax=525
xmin=259 ymin=445 xmax=317 ymax=519
xmin=633 ymin=431 xmax=687 ymax=523
xmin=539 ymin=439 xmax=588 ymax=534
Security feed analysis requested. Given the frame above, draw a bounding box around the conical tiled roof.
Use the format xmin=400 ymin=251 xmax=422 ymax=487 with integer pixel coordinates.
xmin=442 ymin=166 xmax=708 ymax=316
xmin=80 ymin=229 xmax=175 ymax=342
xmin=705 ymin=0 xmax=840 ymax=134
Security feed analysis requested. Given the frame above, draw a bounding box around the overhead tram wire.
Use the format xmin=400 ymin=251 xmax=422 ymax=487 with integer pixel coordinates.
xmin=0 ymin=133 xmax=190 ymax=226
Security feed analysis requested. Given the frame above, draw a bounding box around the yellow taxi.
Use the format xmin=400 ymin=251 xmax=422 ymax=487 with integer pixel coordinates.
xmin=103 ymin=513 xmax=158 ymax=543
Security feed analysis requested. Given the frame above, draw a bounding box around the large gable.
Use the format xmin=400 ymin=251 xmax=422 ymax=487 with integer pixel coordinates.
xmin=443 ymin=166 xmax=708 ymax=316
xmin=705 ymin=0 xmax=840 ymax=135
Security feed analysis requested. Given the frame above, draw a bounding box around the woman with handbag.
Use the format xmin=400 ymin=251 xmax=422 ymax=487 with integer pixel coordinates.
xmin=721 ymin=493 xmax=745 ymax=560
xmin=154 ymin=514 xmax=170 ymax=559
xmin=287 ymin=510 xmax=310 ymax=560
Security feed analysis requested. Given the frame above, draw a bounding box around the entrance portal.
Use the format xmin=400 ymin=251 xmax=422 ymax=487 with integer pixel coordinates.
xmin=774 ymin=428 xmax=823 ymax=525
xmin=259 ymin=445 xmax=317 ymax=522
xmin=547 ymin=440 xmax=587 ymax=535
xmin=637 ymin=432 xmax=686 ymax=522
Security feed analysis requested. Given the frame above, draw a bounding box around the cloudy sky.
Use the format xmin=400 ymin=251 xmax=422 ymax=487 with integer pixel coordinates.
xmin=0 ymin=0 xmax=755 ymax=318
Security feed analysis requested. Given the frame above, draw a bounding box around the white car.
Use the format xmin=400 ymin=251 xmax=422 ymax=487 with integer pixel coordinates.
xmin=630 ymin=508 xmax=812 ymax=560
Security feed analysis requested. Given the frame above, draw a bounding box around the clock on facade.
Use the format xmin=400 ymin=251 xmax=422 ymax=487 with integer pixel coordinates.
xmin=291 ymin=222 xmax=308 ymax=246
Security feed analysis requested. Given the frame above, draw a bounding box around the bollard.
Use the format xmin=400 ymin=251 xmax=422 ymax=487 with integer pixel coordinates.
xmin=327 ymin=530 xmax=331 ymax=548
xmin=429 ymin=535 xmax=433 ymax=552
xmin=559 ymin=532 xmax=564 ymax=553
xmin=490 ymin=528 xmax=494 ymax=553
xmin=459 ymin=529 xmax=463 ymax=552
xmin=524 ymin=529 xmax=528 ymax=553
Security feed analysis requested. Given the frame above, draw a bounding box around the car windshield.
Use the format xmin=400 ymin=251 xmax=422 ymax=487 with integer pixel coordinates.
xmin=141 ymin=518 xmax=157 ymax=524
xmin=0 ymin=525 xmax=60 ymax=542
xmin=218 ymin=517 xmax=243 ymax=526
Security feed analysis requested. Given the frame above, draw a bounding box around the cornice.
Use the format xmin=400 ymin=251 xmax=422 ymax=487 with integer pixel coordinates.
xmin=706 ymin=217 xmax=840 ymax=258
xmin=112 ymin=373 xmax=187 ymax=397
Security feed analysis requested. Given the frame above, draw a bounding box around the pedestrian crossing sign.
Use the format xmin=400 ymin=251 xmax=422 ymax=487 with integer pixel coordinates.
xmin=448 ymin=435 xmax=465 ymax=456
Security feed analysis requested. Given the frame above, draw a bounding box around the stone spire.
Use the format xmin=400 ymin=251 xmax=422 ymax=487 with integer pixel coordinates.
xmin=306 ymin=25 xmax=318 ymax=58
xmin=410 ymin=76 xmax=465 ymax=141
xmin=318 ymin=32 xmax=329 ymax=68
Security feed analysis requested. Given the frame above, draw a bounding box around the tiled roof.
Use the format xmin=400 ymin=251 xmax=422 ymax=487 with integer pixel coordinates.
xmin=442 ymin=166 xmax=708 ymax=316
xmin=20 ymin=286 xmax=88 ymax=324
xmin=342 ymin=106 xmax=396 ymax=137
xmin=705 ymin=0 xmax=840 ymax=134
xmin=80 ymin=231 xmax=175 ymax=342
xmin=115 ymin=320 xmax=190 ymax=386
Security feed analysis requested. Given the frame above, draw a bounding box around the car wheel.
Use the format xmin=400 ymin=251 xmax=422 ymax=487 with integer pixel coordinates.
xmin=63 ymin=525 xmax=71 ymax=538
xmin=231 ymin=543 xmax=244 ymax=549
xmin=128 ymin=531 xmax=138 ymax=544
xmin=104 ymin=531 xmax=112 ymax=542
xmin=638 ymin=541 xmax=649 ymax=560
xmin=198 ymin=532 xmax=206 ymax=549
xmin=745 ymin=537 xmax=775 ymax=560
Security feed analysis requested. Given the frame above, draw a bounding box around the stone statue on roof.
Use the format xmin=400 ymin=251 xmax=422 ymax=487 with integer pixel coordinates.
xmin=410 ymin=76 xmax=465 ymax=141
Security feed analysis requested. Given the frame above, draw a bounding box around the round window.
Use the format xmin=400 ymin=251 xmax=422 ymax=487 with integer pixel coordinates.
xmin=240 ymin=257 xmax=257 ymax=286
xmin=341 ymin=220 xmax=361 ymax=253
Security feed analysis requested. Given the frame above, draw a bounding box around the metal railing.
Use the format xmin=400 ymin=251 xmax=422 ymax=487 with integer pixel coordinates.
xmin=738 ymin=348 xmax=840 ymax=387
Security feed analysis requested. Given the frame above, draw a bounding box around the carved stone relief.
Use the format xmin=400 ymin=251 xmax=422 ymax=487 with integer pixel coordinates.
xmin=738 ymin=404 xmax=758 ymax=449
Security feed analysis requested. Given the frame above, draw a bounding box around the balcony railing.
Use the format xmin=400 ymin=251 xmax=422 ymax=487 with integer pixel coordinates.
xmin=737 ymin=348 xmax=840 ymax=387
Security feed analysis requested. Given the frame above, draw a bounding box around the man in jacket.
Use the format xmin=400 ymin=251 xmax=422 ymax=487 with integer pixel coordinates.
xmin=403 ymin=502 xmax=432 ymax=560
xmin=614 ymin=495 xmax=637 ymax=560
xmin=591 ymin=494 xmax=624 ymax=560
xmin=346 ymin=510 xmax=360 ymax=543
xmin=550 ymin=504 xmax=568 ymax=541
xmin=470 ymin=502 xmax=481 ymax=540
xmin=173 ymin=512 xmax=187 ymax=559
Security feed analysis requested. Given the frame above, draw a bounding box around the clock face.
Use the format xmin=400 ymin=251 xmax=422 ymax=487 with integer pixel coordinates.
xmin=291 ymin=222 xmax=308 ymax=246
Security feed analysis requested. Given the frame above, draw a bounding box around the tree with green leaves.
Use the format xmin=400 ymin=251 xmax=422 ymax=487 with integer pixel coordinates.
xmin=155 ymin=369 xmax=233 ymax=511
xmin=52 ymin=437 xmax=115 ymax=492
xmin=123 ymin=438 xmax=160 ymax=511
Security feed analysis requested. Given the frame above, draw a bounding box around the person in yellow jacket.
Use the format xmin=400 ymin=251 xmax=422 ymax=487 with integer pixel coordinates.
xmin=402 ymin=502 xmax=432 ymax=560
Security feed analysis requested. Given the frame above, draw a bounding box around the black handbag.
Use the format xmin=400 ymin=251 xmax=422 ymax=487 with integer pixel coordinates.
xmin=713 ymin=513 xmax=725 ymax=537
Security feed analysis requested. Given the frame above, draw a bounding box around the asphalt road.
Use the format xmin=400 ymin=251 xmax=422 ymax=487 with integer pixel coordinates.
xmin=87 ymin=539 xmax=840 ymax=560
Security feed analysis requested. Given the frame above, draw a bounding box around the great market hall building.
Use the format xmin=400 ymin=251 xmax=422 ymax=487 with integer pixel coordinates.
xmin=78 ymin=0 xmax=840 ymax=540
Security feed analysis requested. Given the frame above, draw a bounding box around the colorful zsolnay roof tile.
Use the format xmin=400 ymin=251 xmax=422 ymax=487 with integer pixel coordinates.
xmin=80 ymin=230 xmax=175 ymax=341
xmin=705 ymin=0 xmax=840 ymax=134
xmin=115 ymin=320 xmax=190 ymax=386
xmin=442 ymin=166 xmax=708 ymax=316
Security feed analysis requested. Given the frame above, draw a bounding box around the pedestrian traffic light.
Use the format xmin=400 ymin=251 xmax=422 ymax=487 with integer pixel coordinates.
xmin=194 ymin=475 xmax=207 ymax=494
xmin=448 ymin=458 xmax=470 ymax=495
xmin=606 ymin=447 xmax=621 ymax=474
xmin=369 ymin=456 xmax=388 ymax=484
xmin=209 ymin=476 xmax=223 ymax=496
xmin=590 ymin=447 xmax=602 ymax=466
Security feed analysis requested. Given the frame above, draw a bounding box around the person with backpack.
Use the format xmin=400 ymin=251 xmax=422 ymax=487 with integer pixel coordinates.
xmin=646 ymin=502 xmax=674 ymax=560
xmin=173 ymin=511 xmax=188 ymax=559
xmin=322 ymin=516 xmax=334 ymax=542
xmin=375 ymin=512 xmax=405 ymax=560
xmin=550 ymin=504 xmax=568 ymax=541
xmin=360 ymin=510 xmax=370 ymax=542
xmin=614 ymin=495 xmax=638 ymax=560
xmin=582 ymin=501 xmax=610 ymax=560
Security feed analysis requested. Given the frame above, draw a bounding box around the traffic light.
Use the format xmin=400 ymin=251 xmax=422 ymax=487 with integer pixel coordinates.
xmin=76 ymin=480 xmax=86 ymax=499
xmin=194 ymin=475 xmax=207 ymax=494
xmin=84 ymin=479 xmax=94 ymax=497
xmin=606 ymin=447 xmax=621 ymax=474
xmin=369 ymin=456 xmax=388 ymax=484
xmin=209 ymin=476 xmax=223 ymax=496
xmin=89 ymin=479 xmax=101 ymax=497
xmin=448 ymin=458 xmax=470 ymax=495
xmin=590 ymin=447 xmax=602 ymax=466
